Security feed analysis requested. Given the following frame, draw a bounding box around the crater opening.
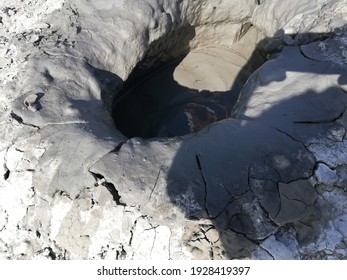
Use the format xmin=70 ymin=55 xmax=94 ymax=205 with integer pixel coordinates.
xmin=112 ymin=25 xmax=267 ymax=139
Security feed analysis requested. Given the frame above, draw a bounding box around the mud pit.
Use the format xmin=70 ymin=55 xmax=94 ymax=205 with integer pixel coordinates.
xmin=112 ymin=27 xmax=266 ymax=138
xmin=1 ymin=0 xmax=347 ymax=260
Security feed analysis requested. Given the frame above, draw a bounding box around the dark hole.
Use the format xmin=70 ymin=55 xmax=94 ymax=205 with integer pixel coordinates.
xmin=111 ymin=33 xmax=266 ymax=139
xmin=112 ymin=59 xmax=247 ymax=139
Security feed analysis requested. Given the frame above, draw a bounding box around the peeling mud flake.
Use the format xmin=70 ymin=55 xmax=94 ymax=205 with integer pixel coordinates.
xmin=313 ymin=163 xmax=338 ymax=187
xmin=308 ymin=140 xmax=347 ymax=168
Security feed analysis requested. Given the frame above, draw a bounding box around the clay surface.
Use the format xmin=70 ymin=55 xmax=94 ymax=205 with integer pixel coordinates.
xmin=0 ymin=0 xmax=347 ymax=260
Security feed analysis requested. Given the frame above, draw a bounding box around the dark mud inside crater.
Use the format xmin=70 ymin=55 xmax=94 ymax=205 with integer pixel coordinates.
xmin=112 ymin=62 xmax=235 ymax=138
xmin=111 ymin=47 xmax=266 ymax=138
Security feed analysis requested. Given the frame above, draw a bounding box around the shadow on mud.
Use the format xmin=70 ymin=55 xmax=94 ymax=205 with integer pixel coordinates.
xmin=163 ymin=29 xmax=347 ymax=259
xmin=92 ymin=26 xmax=347 ymax=259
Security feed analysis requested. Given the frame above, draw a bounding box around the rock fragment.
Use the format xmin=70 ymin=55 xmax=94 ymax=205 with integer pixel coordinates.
xmin=314 ymin=163 xmax=338 ymax=187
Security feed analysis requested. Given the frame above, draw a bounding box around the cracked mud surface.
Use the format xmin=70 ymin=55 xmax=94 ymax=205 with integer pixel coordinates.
xmin=1 ymin=0 xmax=347 ymax=259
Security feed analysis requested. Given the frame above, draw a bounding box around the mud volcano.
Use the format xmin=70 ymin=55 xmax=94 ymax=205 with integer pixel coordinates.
xmin=112 ymin=26 xmax=266 ymax=138
xmin=4 ymin=0 xmax=347 ymax=260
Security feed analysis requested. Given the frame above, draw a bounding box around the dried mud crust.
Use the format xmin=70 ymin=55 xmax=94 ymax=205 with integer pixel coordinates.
xmin=0 ymin=0 xmax=347 ymax=260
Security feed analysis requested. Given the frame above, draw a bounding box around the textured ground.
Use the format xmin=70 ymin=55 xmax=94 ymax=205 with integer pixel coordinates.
xmin=0 ymin=0 xmax=347 ymax=260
